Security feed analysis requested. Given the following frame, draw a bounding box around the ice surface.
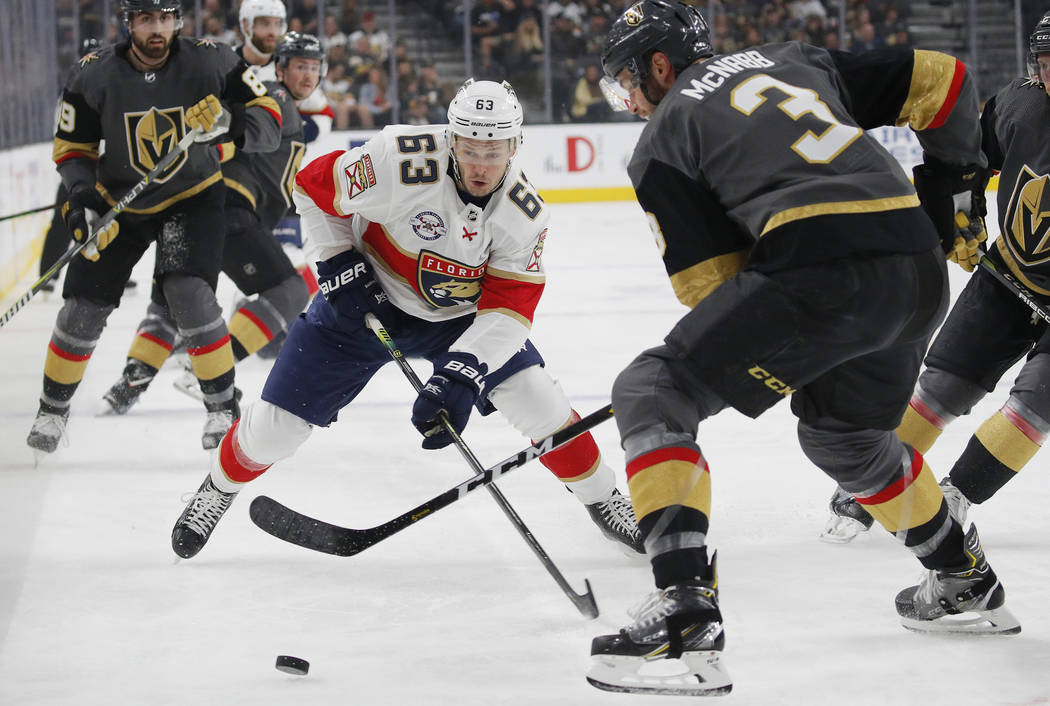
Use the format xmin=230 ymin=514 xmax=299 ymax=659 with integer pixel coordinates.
xmin=1 ymin=201 xmax=1047 ymax=705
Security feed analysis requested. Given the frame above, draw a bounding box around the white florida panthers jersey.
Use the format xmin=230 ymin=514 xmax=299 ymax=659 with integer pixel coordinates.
xmin=292 ymin=124 xmax=549 ymax=371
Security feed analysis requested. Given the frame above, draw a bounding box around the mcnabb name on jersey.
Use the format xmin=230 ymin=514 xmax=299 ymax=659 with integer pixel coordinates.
xmin=681 ymin=50 xmax=776 ymax=102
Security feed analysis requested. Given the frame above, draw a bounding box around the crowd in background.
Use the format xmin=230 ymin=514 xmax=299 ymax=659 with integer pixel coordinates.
xmin=66 ymin=0 xmax=912 ymax=127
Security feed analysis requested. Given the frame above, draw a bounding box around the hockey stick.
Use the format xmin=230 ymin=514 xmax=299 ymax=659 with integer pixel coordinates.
xmin=0 ymin=203 xmax=55 ymax=223
xmin=979 ymin=256 xmax=1050 ymax=324
xmin=0 ymin=128 xmax=201 ymax=329
xmin=251 ymin=313 xmax=603 ymax=618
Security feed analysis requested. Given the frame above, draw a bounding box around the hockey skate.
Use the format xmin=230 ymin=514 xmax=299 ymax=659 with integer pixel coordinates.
xmin=819 ymin=487 xmax=874 ymax=544
xmin=586 ymin=488 xmax=645 ymax=554
xmin=895 ymin=524 xmax=1020 ymax=635
xmin=26 ymin=405 xmax=70 ymax=456
xmin=100 ymin=360 xmax=155 ymax=415
xmin=587 ymin=576 xmax=731 ymax=696
xmin=201 ymin=396 xmax=240 ymax=451
xmin=171 ymin=476 xmax=238 ymax=558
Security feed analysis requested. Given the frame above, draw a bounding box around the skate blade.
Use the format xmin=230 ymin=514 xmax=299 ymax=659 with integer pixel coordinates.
xmin=819 ymin=515 xmax=868 ymax=544
xmin=173 ymin=375 xmax=204 ymax=402
xmin=901 ymin=606 xmax=1021 ymax=636
xmin=96 ymin=397 xmax=125 ymax=417
xmin=586 ymin=651 xmax=732 ymax=696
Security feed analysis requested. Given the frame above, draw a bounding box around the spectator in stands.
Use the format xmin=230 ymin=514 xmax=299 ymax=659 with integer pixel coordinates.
xmin=355 ymin=66 xmax=393 ymax=128
xmin=471 ymin=0 xmax=504 ymax=56
xmin=505 ymin=12 xmax=545 ymax=103
xmin=849 ymin=22 xmax=885 ymax=52
xmin=475 ymin=39 xmax=509 ymax=82
xmin=349 ymin=11 xmax=390 ymax=62
xmin=823 ymin=29 xmax=841 ymax=50
xmin=325 ymin=62 xmax=357 ymax=130
xmin=336 ymin=0 xmax=361 ymax=34
xmin=803 ymin=12 xmax=826 ymax=45
xmin=321 ymin=14 xmax=348 ymax=52
xmin=418 ymin=60 xmax=453 ymax=123
xmin=291 ymin=0 xmax=320 ymax=35
xmin=404 ymin=95 xmax=430 ymax=125
xmin=347 ymin=34 xmax=377 ymax=81
xmin=548 ymin=0 xmax=585 ymax=27
xmin=789 ymin=0 xmax=826 ymax=21
xmin=549 ymin=11 xmax=586 ymax=120
xmin=571 ymin=63 xmax=610 ymax=122
xmin=203 ymin=13 xmax=237 ymax=44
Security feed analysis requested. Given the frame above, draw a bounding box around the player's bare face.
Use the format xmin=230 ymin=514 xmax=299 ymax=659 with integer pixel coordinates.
xmin=130 ymin=11 xmax=177 ymax=61
xmin=1038 ymin=54 xmax=1050 ymax=98
xmin=280 ymin=57 xmax=322 ymax=100
xmin=252 ymin=16 xmax=284 ymax=54
xmin=453 ymin=137 xmax=514 ymax=197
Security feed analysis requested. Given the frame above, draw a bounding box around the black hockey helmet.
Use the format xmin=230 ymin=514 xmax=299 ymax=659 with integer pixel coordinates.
xmin=275 ymin=31 xmax=324 ymax=66
xmin=121 ymin=0 xmax=183 ymax=27
xmin=1026 ymin=11 xmax=1050 ymax=80
xmin=601 ymin=0 xmax=712 ymax=84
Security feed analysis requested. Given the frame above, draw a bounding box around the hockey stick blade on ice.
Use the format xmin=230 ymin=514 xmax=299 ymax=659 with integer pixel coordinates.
xmin=249 ymin=404 xmax=614 ymax=557
xmin=0 ymin=128 xmax=200 ymax=329
xmin=979 ymin=256 xmax=1050 ymax=324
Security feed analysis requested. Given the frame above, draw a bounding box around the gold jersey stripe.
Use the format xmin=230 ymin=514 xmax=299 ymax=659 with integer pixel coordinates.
xmin=43 ymin=350 xmax=91 ymax=385
xmin=974 ymin=412 xmax=1039 ymax=472
xmin=223 ymin=177 xmax=257 ymax=208
xmin=485 ymin=266 xmax=546 ymax=285
xmin=995 ymin=238 xmax=1050 ymax=295
xmin=761 ymin=194 xmax=920 ymax=236
xmin=97 ymin=171 xmax=223 ymax=214
xmin=247 ymin=95 xmax=281 ymax=116
xmin=475 ymin=307 xmax=533 ymax=329
xmin=670 ymin=249 xmax=748 ymax=308
xmin=53 ymin=138 xmax=100 ymax=163
xmin=898 ymin=50 xmax=960 ymax=131
xmin=627 ymin=460 xmax=711 ymax=521
xmin=895 ymin=404 xmax=944 ymax=455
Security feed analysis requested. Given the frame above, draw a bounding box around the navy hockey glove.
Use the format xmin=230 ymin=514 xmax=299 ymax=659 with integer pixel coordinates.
xmin=913 ymin=156 xmax=989 ymax=272
xmin=62 ymin=186 xmax=118 ymax=262
xmin=316 ymin=249 xmax=395 ymax=326
xmin=411 ymin=352 xmax=488 ymax=450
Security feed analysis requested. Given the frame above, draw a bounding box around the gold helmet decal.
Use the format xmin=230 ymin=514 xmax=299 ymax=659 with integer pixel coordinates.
xmin=624 ymin=2 xmax=645 ymax=26
xmin=124 ymin=107 xmax=188 ymax=182
xmin=1005 ymin=165 xmax=1050 ymax=265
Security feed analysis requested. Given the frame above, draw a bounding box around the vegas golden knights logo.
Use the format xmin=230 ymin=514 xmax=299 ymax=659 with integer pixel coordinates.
xmin=1004 ymin=165 xmax=1050 ymax=266
xmin=124 ymin=107 xmax=188 ymax=182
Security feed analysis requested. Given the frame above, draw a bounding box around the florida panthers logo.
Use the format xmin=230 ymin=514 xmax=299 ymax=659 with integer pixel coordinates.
xmin=1004 ymin=165 xmax=1050 ymax=266
xmin=418 ymin=250 xmax=485 ymax=308
xmin=124 ymin=107 xmax=187 ymax=182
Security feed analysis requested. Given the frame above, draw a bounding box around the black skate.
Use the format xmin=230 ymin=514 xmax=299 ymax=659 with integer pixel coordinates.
xmin=588 ymin=577 xmax=731 ymax=696
xmin=100 ymin=360 xmax=155 ymax=415
xmin=26 ymin=405 xmax=70 ymax=455
xmin=819 ymin=486 xmax=874 ymax=544
xmin=256 ymin=329 xmax=287 ymax=359
xmin=586 ymin=488 xmax=645 ymax=554
xmin=895 ymin=524 xmax=1020 ymax=635
xmin=171 ymin=476 xmax=238 ymax=558
xmin=201 ymin=395 xmax=240 ymax=451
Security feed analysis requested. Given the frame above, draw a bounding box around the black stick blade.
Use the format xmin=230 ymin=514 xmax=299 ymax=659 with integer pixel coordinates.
xmin=250 ymin=495 xmax=368 ymax=556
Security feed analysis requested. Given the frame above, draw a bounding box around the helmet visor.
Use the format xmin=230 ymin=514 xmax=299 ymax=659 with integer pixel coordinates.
xmin=452 ymin=136 xmax=514 ymax=166
xmin=600 ymin=76 xmax=632 ymax=112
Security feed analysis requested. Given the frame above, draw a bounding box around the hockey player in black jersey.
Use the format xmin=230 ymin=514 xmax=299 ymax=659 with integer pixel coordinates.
xmin=101 ymin=32 xmax=322 ymax=414
xmin=26 ymin=0 xmax=282 ymax=455
xmin=587 ymin=0 xmax=1018 ymax=696
xmin=824 ymin=12 xmax=1050 ymax=543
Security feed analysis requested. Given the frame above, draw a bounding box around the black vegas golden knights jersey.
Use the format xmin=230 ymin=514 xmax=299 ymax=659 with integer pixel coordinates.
xmin=53 ymin=37 xmax=282 ymax=214
xmin=221 ymin=81 xmax=306 ymax=231
xmin=630 ymin=43 xmax=983 ymax=308
xmin=981 ymin=77 xmax=1050 ymax=295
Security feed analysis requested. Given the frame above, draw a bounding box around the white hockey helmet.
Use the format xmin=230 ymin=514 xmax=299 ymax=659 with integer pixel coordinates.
xmin=239 ymin=0 xmax=288 ymax=41
xmin=447 ymin=79 xmax=523 ymax=145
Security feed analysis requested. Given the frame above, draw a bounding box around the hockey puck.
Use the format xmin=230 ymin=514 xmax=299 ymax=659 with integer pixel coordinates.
xmin=275 ymin=655 xmax=310 ymax=676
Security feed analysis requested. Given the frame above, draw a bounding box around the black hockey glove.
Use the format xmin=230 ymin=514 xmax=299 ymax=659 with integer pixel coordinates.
xmin=62 ymin=186 xmax=118 ymax=262
xmin=315 ymin=249 xmax=395 ymax=326
xmin=913 ymin=156 xmax=989 ymax=272
xmin=411 ymin=352 xmax=488 ymax=450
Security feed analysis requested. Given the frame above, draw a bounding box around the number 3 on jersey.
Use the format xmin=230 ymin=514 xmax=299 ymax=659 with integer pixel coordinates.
xmin=730 ymin=75 xmax=861 ymax=164
xmin=397 ymin=133 xmax=439 ymax=185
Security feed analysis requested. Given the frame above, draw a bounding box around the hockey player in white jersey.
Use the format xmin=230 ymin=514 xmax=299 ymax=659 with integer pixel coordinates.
xmin=171 ymin=79 xmax=643 ymax=560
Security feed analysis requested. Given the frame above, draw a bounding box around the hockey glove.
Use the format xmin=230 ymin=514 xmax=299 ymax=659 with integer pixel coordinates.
xmin=411 ymin=352 xmax=488 ymax=450
xmin=315 ymin=249 xmax=395 ymax=326
xmin=186 ymin=94 xmax=229 ymax=140
xmin=62 ymin=186 xmax=118 ymax=262
xmin=913 ymin=156 xmax=989 ymax=272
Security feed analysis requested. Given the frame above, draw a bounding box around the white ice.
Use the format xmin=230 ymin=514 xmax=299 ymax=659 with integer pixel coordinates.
xmin=1 ymin=201 xmax=1048 ymax=705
